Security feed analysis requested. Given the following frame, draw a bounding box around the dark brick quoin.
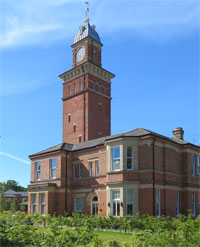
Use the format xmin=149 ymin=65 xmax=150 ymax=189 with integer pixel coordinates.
xmin=28 ymin=14 xmax=200 ymax=217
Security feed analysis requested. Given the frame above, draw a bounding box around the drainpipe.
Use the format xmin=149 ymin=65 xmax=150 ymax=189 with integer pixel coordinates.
xmin=152 ymin=136 xmax=155 ymax=216
xmin=65 ymin=151 xmax=68 ymax=214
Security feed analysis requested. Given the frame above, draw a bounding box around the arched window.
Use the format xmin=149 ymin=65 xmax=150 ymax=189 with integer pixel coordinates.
xmin=91 ymin=196 xmax=98 ymax=215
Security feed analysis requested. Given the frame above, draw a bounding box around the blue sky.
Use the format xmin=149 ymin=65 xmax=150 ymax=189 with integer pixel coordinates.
xmin=0 ymin=0 xmax=199 ymax=187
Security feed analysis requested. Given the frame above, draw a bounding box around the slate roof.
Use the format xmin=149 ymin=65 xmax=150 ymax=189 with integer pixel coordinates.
xmin=3 ymin=190 xmax=28 ymax=197
xmin=29 ymin=128 xmax=198 ymax=158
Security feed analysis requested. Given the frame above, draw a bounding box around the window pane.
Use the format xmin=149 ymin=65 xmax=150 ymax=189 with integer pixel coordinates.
xmin=127 ymin=204 xmax=133 ymax=216
xmin=52 ymin=169 xmax=56 ymax=178
xmin=127 ymin=189 xmax=133 ymax=203
xmin=117 ymin=201 xmax=120 ymax=216
xmin=127 ymin=158 xmax=132 ymax=169
xmin=112 ymin=159 xmax=120 ymax=171
xmin=41 ymin=205 xmax=45 ymax=215
xmin=112 ymin=147 xmax=120 ymax=159
xmin=112 ymin=191 xmax=120 ymax=200
xmin=127 ymin=147 xmax=132 ymax=157
xmin=51 ymin=159 xmax=56 ymax=169
xmin=33 ymin=205 xmax=36 ymax=213
xmin=40 ymin=194 xmax=45 ymax=203
xmin=32 ymin=194 xmax=36 ymax=203
xmin=76 ymin=197 xmax=84 ymax=211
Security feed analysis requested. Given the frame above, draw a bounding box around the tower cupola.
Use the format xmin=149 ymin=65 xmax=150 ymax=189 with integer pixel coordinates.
xmin=73 ymin=5 xmax=101 ymax=45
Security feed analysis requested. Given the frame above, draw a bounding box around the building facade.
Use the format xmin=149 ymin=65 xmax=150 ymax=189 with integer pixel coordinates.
xmin=28 ymin=10 xmax=200 ymax=217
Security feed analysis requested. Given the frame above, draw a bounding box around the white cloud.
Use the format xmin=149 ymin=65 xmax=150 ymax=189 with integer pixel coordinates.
xmin=0 ymin=152 xmax=30 ymax=165
xmin=0 ymin=0 xmax=199 ymax=48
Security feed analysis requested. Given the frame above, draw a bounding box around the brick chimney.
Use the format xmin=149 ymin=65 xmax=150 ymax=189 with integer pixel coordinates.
xmin=173 ymin=127 xmax=184 ymax=140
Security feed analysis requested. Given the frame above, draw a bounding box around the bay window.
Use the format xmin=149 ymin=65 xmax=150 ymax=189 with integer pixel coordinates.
xmin=111 ymin=190 xmax=120 ymax=216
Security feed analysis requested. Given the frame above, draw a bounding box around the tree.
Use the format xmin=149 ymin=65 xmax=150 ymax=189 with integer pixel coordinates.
xmin=0 ymin=193 xmax=10 ymax=211
xmin=0 ymin=180 xmax=27 ymax=192
xmin=11 ymin=198 xmax=19 ymax=212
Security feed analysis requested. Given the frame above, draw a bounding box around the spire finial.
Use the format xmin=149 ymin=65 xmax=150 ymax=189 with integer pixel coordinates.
xmin=84 ymin=1 xmax=90 ymax=24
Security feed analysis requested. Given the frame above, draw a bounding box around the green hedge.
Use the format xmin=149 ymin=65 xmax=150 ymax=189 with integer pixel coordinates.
xmin=0 ymin=211 xmax=199 ymax=247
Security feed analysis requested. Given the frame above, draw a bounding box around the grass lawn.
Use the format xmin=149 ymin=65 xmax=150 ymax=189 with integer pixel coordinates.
xmin=95 ymin=230 xmax=133 ymax=243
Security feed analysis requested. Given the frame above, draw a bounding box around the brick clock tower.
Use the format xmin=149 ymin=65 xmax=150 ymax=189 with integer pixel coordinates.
xmin=59 ymin=8 xmax=115 ymax=144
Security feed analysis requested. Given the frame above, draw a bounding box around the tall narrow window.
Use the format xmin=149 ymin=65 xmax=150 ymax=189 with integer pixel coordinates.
xmin=99 ymin=85 xmax=101 ymax=93
xmin=127 ymin=189 xmax=134 ymax=216
xmin=74 ymin=125 xmax=76 ymax=133
xmin=68 ymin=115 xmax=71 ymax=123
xmin=75 ymin=197 xmax=84 ymax=212
xmin=50 ymin=159 xmax=56 ymax=178
xmin=79 ymin=164 xmax=82 ymax=178
xmin=93 ymin=81 xmax=95 ymax=90
xmin=73 ymin=165 xmax=76 ymax=179
xmin=89 ymin=162 xmax=92 ymax=177
xmin=36 ymin=162 xmax=40 ymax=180
xmin=192 ymin=154 xmax=195 ymax=176
xmin=193 ymin=192 xmax=196 ymax=217
xmin=156 ymin=189 xmax=161 ymax=216
xmin=112 ymin=190 xmax=120 ymax=216
xmin=40 ymin=193 xmax=45 ymax=215
xmin=91 ymin=196 xmax=98 ymax=215
xmin=79 ymin=82 xmax=82 ymax=91
xmin=197 ymin=156 xmax=200 ymax=175
xmin=96 ymin=160 xmax=99 ymax=176
xmin=98 ymin=103 xmax=102 ymax=112
xmin=127 ymin=147 xmax=134 ymax=170
xmin=176 ymin=191 xmax=180 ymax=217
xmin=74 ymin=84 xmax=76 ymax=93
xmin=112 ymin=147 xmax=120 ymax=171
xmin=68 ymin=86 xmax=71 ymax=96
xmin=31 ymin=194 xmax=36 ymax=213
xmin=79 ymin=136 xmax=82 ymax=143
xmin=104 ymin=87 xmax=106 ymax=95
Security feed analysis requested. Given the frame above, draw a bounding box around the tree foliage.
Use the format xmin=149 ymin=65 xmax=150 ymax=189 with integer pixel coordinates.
xmin=0 ymin=180 xmax=27 ymax=192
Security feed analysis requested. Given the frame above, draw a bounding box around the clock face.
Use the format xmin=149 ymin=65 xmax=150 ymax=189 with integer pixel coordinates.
xmin=76 ymin=47 xmax=85 ymax=62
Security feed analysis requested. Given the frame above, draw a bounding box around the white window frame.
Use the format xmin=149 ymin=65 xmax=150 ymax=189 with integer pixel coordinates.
xmin=40 ymin=193 xmax=45 ymax=215
xmin=111 ymin=190 xmax=120 ymax=217
xmin=89 ymin=162 xmax=92 ymax=177
xmin=126 ymin=189 xmax=134 ymax=217
xmin=79 ymin=164 xmax=82 ymax=178
xmin=36 ymin=162 xmax=40 ymax=180
xmin=31 ymin=194 xmax=37 ymax=213
xmin=156 ymin=189 xmax=161 ymax=216
xmin=75 ymin=196 xmax=85 ymax=212
xmin=96 ymin=160 xmax=99 ymax=176
xmin=50 ymin=159 xmax=56 ymax=178
xmin=126 ymin=146 xmax=134 ymax=170
xmin=197 ymin=156 xmax=200 ymax=175
xmin=176 ymin=191 xmax=180 ymax=217
xmin=111 ymin=147 xmax=120 ymax=171
xmin=192 ymin=154 xmax=195 ymax=176
xmin=193 ymin=192 xmax=196 ymax=217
